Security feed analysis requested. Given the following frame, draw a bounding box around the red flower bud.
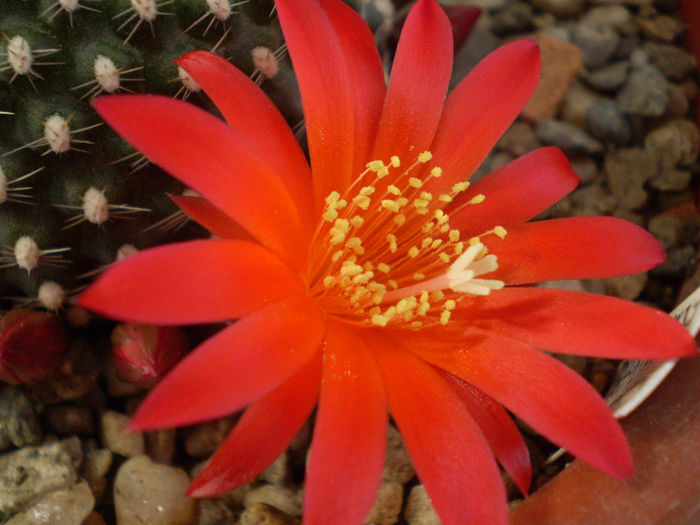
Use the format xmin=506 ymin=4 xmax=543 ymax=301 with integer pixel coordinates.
xmin=0 ymin=309 xmax=69 ymax=384
xmin=111 ymin=324 xmax=187 ymax=389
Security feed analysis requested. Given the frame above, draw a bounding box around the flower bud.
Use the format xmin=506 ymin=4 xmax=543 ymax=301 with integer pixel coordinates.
xmin=111 ymin=324 xmax=187 ymax=389
xmin=0 ymin=309 xmax=69 ymax=384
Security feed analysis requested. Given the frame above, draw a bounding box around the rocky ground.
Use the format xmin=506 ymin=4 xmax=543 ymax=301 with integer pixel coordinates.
xmin=0 ymin=0 xmax=698 ymax=524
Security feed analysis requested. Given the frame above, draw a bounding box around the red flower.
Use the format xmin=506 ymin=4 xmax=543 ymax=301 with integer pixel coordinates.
xmin=79 ymin=1 xmax=697 ymax=523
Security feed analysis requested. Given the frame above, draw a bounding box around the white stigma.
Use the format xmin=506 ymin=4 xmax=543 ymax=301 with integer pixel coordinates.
xmin=14 ymin=236 xmax=40 ymax=271
xmin=44 ymin=114 xmax=71 ymax=153
xmin=38 ymin=281 xmax=65 ymax=310
xmin=251 ymin=46 xmax=280 ymax=79
xmin=82 ymin=187 xmax=109 ymax=224
xmin=131 ymin=0 xmax=158 ymax=21
xmin=446 ymin=242 xmax=503 ymax=296
xmin=7 ymin=36 xmax=33 ymax=75
xmin=94 ymin=55 xmax=121 ymax=93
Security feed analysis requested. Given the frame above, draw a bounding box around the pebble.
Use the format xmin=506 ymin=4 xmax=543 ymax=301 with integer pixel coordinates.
xmin=100 ymin=410 xmax=145 ymax=457
xmin=195 ymin=499 xmax=236 ymax=525
xmin=239 ymin=503 xmax=298 ymax=525
xmin=0 ymin=439 xmax=80 ymax=514
xmin=604 ymin=273 xmax=648 ymax=300
xmin=573 ymin=22 xmax=620 ymax=69
xmin=497 ymin=122 xmax=541 ymax=157
xmin=570 ymin=183 xmax=617 ymax=215
xmin=81 ymin=446 xmax=113 ymax=504
xmin=617 ymin=65 xmax=669 ymax=117
xmin=648 ymin=214 xmax=681 ymax=250
xmin=184 ymin=418 xmax=235 ymax=458
xmin=536 ymin=119 xmax=604 ymax=154
xmin=46 ymin=405 xmax=95 ymax=436
xmin=644 ymin=43 xmax=697 ymax=81
xmin=382 ymin=425 xmax=415 ymax=484
xmin=114 ymin=455 xmax=197 ymax=525
xmin=570 ymin=157 xmax=599 ymax=184
xmin=604 ymin=147 xmax=657 ymax=209
xmin=583 ymin=5 xmax=634 ymax=33
xmin=531 ymin=0 xmax=586 ymax=17
xmin=584 ymin=61 xmax=630 ymax=91
xmin=490 ymin=2 xmax=533 ymax=36
xmin=364 ymin=481 xmax=403 ymax=525
xmin=586 ymin=98 xmax=631 ymax=144
xmin=261 ymin=452 xmax=290 ymax=486
xmin=0 ymin=387 xmax=41 ymax=451
xmin=244 ymin=485 xmax=301 ymax=517
xmin=638 ymin=15 xmax=684 ymax=43
xmin=650 ymin=169 xmax=691 ymax=192
xmin=522 ymin=33 xmax=582 ymax=122
xmin=645 ymin=119 xmax=700 ymax=169
xmin=666 ymin=83 xmax=690 ymax=118
xmin=4 ymin=481 xmax=94 ymax=525
xmin=404 ymin=485 xmax=440 ymax=525
xmin=82 ymin=512 xmax=107 ymax=525
xmin=652 ymin=246 xmax=696 ymax=277
xmin=562 ymin=81 xmax=600 ymax=128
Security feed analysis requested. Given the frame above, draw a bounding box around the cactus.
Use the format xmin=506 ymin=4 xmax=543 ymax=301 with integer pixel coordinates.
xmin=0 ymin=0 xmax=305 ymax=312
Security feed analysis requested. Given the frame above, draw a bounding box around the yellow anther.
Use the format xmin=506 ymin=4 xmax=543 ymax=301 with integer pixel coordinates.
xmin=346 ymin=237 xmax=362 ymax=249
xmin=444 ymin=299 xmax=456 ymax=310
xmin=363 ymin=261 xmax=375 ymax=271
xmin=418 ymin=151 xmax=433 ymax=163
xmin=323 ymin=208 xmax=338 ymax=222
xmin=360 ymin=186 xmax=375 ymax=196
xmin=449 ymin=230 xmax=460 ymax=242
xmin=366 ymin=160 xmax=386 ymax=172
xmin=452 ymin=181 xmax=470 ymax=193
xmin=340 ymin=263 xmax=363 ymax=277
xmin=332 ymin=249 xmax=344 ymax=262
xmin=413 ymin=198 xmax=430 ymax=208
xmin=439 ymin=252 xmax=451 ymax=263
xmin=420 ymin=191 xmax=433 ymax=201
xmin=325 ymin=191 xmax=341 ymax=205
xmin=439 ymin=224 xmax=450 ymax=233
xmin=422 ymin=221 xmax=435 ymax=233
xmin=384 ymin=306 xmax=397 ymax=320
xmin=469 ymin=194 xmax=486 ymax=204
xmin=381 ymin=199 xmax=400 ymax=213
xmin=494 ymin=225 xmax=507 ymax=239
xmin=468 ymin=237 xmax=480 ymax=246
xmin=438 ymin=193 xmax=452 ymax=203
xmin=421 ymin=237 xmax=433 ymax=249
xmin=336 ymin=199 xmax=347 ymax=208
xmin=420 ymin=291 xmax=429 ymax=304
xmin=353 ymin=195 xmax=371 ymax=210
xmin=351 ymin=287 xmax=368 ymax=303
xmin=372 ymin=290 xmax=386 ymax=304
xmin=408 ymin=246 xmax=420 ymax=258
xmin=413 ymin=272 xmax=425 ymax=281
xmin=377 ymin=167 xmax=390 ymax=178
xmin=431 ymin=239 xmax=443 ymax=249
xmin=330 ymin=231 xmax=346 ymax=245
xmin=369 ymin=306 xmax=381 ymax=316
xmin=409 ymin=177 xmax=423 ymax=188
xmin=386 ymin=234 xmax=397 ymax=253
xmin=388 ymin=279 xmax=398 ymax=289
xmin=390 ymin=155 xmax=401 ymax=167
xmin=430 ymin=167 xmax=443 ymax=177
xmin=396 ymin=197 xmax=408 ymax=207
xmin=371 ymin=314 xmax=389 ymax=327
xmin=350 ymin=216 xmax=364 ymax=228
xmin=454 ymin=242 xmax=464 ymax=255
xmin=396 ymin=298 xmax=411 ymax=314
xmin=410 ymin=321 xmax=423 ymax=329
xmin=394 ymin=214 xmax=406 ymax=226
xmin=440 ymin=310 xmax=451 ymax=325
xmin=417 ymin=302 xmax=430 ymax=316
xmin=377 ymin=262 xmax=391 ymax=273
xmin=415 ymin=207 xmax=429 ymax=215
xmin=353 ymin=272 xmax=373 ymax=284
xmin=323 ymin=276 xmax=336 ymax=288
xmin=430 ymin=290 xmax=445 ymax=301
xmin=387 ymin=185 xmax=401 ymax=196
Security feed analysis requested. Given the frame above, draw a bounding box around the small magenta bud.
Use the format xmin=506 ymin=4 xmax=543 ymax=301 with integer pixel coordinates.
xmin=0 ymin=310 xmax=69 ymax=384
xmin=111 ymin=324 xmax=187 ymax=389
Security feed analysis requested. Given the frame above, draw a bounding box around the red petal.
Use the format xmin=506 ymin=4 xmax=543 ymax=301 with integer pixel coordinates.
xmin=304 ymin=323 xmax=387 ymax=525
xmin=169 ymin=194 xmax=254 ymax=241
xmin=372 ymin=333 xmax=508 ymax=525
xmin=441 ymin=371 xmax=531 ymax=496
xmin=276 ymin=0 xmax=357 ymax=208
xmin=78 ymin=240 xmax=305 ymax=325
xmin=176 ymin=51 xmax=314 ymax=227
xmin=188 ymin=352 xmax=322 ymax=497
xmin=412 ymin=335 xmax=634 ymax=479
xmin=372 ymin=0 xmax=452 ymax=165
xmin=320 ymin=0 xmax=386 ymax=177
xmin=92 ymin=95 xmax=307 ymax=268
xmin=448 ymin=147 xmax=580 ymax=236
xmin=129 ymin=297 xmax=324 ymax=430
xmin=426 ymin=40 xmax=540 ymax=194
xmin=453 ymin=287 xmax=698 ymax=359
xmin=487 ymin=217 xmax=665 ymax=284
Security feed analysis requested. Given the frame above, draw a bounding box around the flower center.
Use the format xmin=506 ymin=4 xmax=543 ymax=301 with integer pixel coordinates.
xmin=307 ymin=152 xmax=505 ymax=329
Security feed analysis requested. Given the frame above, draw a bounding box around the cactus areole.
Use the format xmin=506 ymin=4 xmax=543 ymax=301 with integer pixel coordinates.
xmin=77 ymin=1 xmax=698 ymax=524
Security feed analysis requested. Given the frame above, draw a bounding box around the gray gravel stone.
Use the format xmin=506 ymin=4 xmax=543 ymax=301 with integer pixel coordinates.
xmin=573 ymin=23 xmax=620 ymax=69
xmin=586 ymin=98 xmax=630 ymax=144
xmin=114 ymin=455 xmax=197 ymax=525
xmin=638 ymin=14 xmax=684 ymax=43
xmin=0 ymin=439 xmax=80 ymax=514
xmin=239 ymin=503 xmax=298 ymax=525
xmin=604 ymin=273 xmax=648 ymax=300
xmin=498 ymin=122 xmax=542 ymax=157
xmin=562 ymin=81 xmax=600 ymax=128
xmin=404 ymin=485 xmax=440 ymax=525
xmin=536 ymin=119 xmax=604 ymax=154
xmin=184 ymin=418 xmax=235 ymax=458
xmin=650 ymin=170 xmax=692 ymax=192
xmin=570 ymin=183 xmax=617 ymax=215
xmin=570 ymin=157 xmax=599 ymax=184
xmin=195 ymin=499 xmax=236 ymax=525
xmin=0 ymin=387 xmax=41 ymax=451
xmin=491 ymin=2 xmax=533 ymax=36
xmin=649 ymin=214 xmax=681 ymax=250
xmin=261 ymin=452 xmax=290 ymax=486
xmin=645 ymin=120 xmax=700 ymax=169
xmin=583 ymin=5 xmax=634 ymax=32
xmin=531 ymin=0 xmax=586 ymax=17
xmin=617 ymin=65 xmax=669 ymax=116
xmin=584 ymin=61 xmax=630 ymax=91
xmin=81 ymin=446 xmax=113 ymax=505
xmin=644 ymin=43 xmax=697 ymax=81
xmin=382 ymin=424 xmax=415 ymax=484
xmin=364 ymin=481 xmax=403 ymax=525
xmin=100 ymin=410 xmax=145 ymax=457
xmin=604 ymin=147 xmax=658 ymax=209
xmin=244 ymin=485 xmax=301 ymax=517
xmin=4 ymin=481 xmax=94 ymax=525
